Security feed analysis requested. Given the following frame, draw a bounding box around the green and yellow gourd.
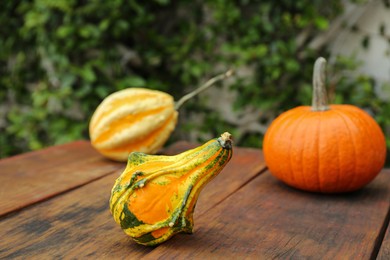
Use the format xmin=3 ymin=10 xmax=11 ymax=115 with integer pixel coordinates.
xmin=109 ymin=132 xmax=233 ymax=246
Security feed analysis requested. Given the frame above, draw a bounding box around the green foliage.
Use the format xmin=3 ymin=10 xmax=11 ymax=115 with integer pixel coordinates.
xmin=0 ymin=0 xmax=388 ymax=158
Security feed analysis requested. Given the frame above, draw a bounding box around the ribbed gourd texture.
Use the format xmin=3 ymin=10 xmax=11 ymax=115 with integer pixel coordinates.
xmin=89 ymin=88 xmax=178 ymax=162
xmin=263 ymin=105 xmax=386 ymax=193
xmin=109 ymin=133 xmax=233 ymax=246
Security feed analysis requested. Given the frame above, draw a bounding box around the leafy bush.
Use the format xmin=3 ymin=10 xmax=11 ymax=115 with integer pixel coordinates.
xmin=1 ymin=0 xmax=388 ymax=160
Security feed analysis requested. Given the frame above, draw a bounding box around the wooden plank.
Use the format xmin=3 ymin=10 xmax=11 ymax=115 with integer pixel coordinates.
xmin=375 ymin=171 xmax=390 ymax=260
xmin=0 ymin=171 xmax=152 ymax=259
xmin=1 ymin=141 xmax=97 ymax=173
xmin=0 ymin=141 xmax=123 ymax=217
xmin=0 ymin=143 xmax=265 ymax=258
xmin=145 ymin=170 xmax=390 ymax=259
xmin=377 ymin=229 xmax=390 ymax=260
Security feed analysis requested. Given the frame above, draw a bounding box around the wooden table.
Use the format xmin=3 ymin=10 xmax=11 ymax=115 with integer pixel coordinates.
xmin=1 ymin=141 xmax=390 ymax=259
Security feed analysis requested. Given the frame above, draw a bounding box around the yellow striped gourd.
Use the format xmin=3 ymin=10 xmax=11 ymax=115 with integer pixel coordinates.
xmin=89 ymin=88 xmax=177 ymax=162
xmin=89 ymin=70 xmax=233 ymax=162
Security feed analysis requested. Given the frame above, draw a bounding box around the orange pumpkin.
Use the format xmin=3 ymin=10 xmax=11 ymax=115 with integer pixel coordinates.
xmin=263 ymin=57 xmax=386 ymax=193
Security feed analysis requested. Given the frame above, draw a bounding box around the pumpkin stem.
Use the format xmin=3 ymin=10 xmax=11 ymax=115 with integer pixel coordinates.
xmin=311 ymin=57 xmax=329 ymax=111
xmin=174 ymin=69 xmax=234 ymax=110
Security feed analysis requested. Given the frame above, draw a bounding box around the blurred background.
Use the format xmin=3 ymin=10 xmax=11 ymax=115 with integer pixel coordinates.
xmin=1 ymin=0 xmax=389 ymax=160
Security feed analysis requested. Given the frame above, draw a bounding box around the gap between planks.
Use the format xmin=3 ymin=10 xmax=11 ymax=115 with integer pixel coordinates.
xmin=369 ymin=169 xmax=390 ymax=260
xmin=370 ymin=207 xmax=390 ymax=260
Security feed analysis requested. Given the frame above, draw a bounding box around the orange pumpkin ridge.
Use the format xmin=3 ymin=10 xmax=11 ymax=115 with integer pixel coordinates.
xmin=288 ymin=111 xmax=310 ymax=189
xmin=338 ymin=106 xmax=386 ymax=189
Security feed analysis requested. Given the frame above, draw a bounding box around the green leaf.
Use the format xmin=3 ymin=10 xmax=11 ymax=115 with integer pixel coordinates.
xmin=117 ymin=76 xmax=146 ymax=89
xmin=314 ymin=17 xmax=329 ymax=30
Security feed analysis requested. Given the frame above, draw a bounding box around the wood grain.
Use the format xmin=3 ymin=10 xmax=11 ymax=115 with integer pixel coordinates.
xmin=374 ymin=170 xmax=390 ymax=260
xmin=0 ymin=141 xmax=123 ymax=217
xmin=0 ymin=142 xmax=265 ymax=259
xmin=145 ymin=170 xmax=390 ymax=259
xmin=378 ymin=229 xmax=390 ymax=260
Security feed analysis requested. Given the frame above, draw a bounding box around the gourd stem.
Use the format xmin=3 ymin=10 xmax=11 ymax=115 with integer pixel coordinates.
xmin=311 ymin=57 xmax=329 ymax=111
xmin=218 ymin=132 xmax=233 ymax=149
xmin=174 ymin=69 xmax=234 ymax=110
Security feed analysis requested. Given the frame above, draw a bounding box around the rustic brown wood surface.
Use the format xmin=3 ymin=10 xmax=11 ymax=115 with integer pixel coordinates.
xmin=376 ymin=172 xmax=390 ymax=260
xmin=0 ymin=141 xmax=264 ymax=258
xmin=0 ymin=141 xmax=123 ymax=217
xmin=0 ymin=141 xmax=389 ymax=259
xmin=378 ymin=229 xmax=390 ymax=259
xmin=146 ymin=170 xmax=390 ymax=259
